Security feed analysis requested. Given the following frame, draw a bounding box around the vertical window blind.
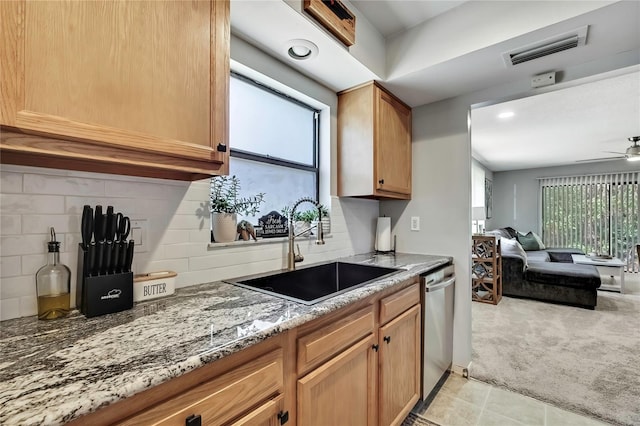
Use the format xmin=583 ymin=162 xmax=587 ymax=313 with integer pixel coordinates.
xmin=540 ymin=171 xmax=640 ymax=272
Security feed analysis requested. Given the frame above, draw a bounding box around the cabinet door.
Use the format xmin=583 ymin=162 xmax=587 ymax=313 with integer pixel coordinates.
xmin=378 ymin=304 xmax=421 ymax=426
xmin=375 ymin=88 xmax=412 ymax=198
xmin=0 ymin=0 xmax=229 ymax=178
xmin=298 ymin=334 xmax=377 ymax=426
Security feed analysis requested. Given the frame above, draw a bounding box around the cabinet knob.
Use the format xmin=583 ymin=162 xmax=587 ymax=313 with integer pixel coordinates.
xmin=185 ymin=414 xmax=202 ymax=426
xmin=372 ymin=344 xmax=379 ymax=352
xmin=384 ymin=335 xmax=391 ymax=344
xmin=216 ymin=143 xmax=227 ymax=152
xmin=378 ymin=179 xmax=384 ymax=185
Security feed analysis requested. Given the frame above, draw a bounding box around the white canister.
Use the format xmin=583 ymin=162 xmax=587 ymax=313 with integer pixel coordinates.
xmin=133 ymin=271 xmax=177 ymax=302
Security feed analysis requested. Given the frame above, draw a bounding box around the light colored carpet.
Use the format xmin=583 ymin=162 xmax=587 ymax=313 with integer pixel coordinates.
xmin=471 ymin=292 xmax=640 ymax=426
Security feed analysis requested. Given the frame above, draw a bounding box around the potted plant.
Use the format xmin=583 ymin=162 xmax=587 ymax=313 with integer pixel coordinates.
xmin=311 ymin=204 xmax=331 ymax=236
xmin=210 ymin=176 xmax=265 ymax=243
xmin=281 ymin=206 xmax=314 ymax=237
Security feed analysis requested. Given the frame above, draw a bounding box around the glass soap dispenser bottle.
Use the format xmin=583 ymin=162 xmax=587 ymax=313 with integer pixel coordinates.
xmin=36 ymin=227 xmax=71 ymax=320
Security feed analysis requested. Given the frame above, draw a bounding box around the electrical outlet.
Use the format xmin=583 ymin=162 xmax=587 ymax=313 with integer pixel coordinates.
xmin=130 ymin=219 xmax=148 ymax=253
xmin=410 ymin=216 xmax=420 ymax=231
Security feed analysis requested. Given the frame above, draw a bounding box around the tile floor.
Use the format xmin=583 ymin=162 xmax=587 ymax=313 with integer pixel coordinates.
xmin=412 ymin=374 xmax=610 ymax=426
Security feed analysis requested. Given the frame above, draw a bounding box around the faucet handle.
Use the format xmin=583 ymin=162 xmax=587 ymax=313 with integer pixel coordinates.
xmin=295 ymin=244 xmax=304 ymax=263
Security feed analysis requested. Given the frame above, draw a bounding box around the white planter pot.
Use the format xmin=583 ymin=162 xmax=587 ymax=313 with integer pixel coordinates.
xmin=211 ymin=212 xmax=237 ymax=243
xmin=294 ymin=221 xmax=312 ymax=237
xmin=312 ymin=217 xmax=331 ymax=235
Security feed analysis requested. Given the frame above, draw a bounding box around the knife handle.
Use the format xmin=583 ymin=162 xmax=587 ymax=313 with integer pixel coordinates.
xmin=124 ymin=240 xmax=135 ymax=273
xmin=96 ymin=241 xmax=104 ymax=276
xmin=87 ymin=243 xmax=96 ymax=277
xmin=113 ymin=242 xmax=121 ymax=274
xmin=119 ymin=241 xmax=128 ymax=271
xmin=94 ymin=205 xmax=103 ymax=242
xmin=105 ymin=241 xmax=113 ymax=274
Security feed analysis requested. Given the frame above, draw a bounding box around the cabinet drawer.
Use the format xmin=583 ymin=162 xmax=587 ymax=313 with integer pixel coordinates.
xmin=119 ymin=349 xmax=283 ymax=426
xmin=379 ymin=282 xmax=420 ymax=325
xmin=297 ymin=305 xmax=375 ymax=374
xmin=228 ymin=394 xmax=283 ymax=426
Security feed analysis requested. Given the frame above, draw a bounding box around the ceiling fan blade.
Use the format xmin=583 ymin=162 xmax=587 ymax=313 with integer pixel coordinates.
xmin=575 ymin=156 xmax=625 ymax=163
xmin=603 ymin=151 xmax=626 ymax=155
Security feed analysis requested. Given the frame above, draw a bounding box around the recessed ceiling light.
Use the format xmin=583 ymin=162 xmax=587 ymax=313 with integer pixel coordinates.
xmin=498 ymin=111 xmax=515 ymax=119
xmin=285 ymin=39 xmax=318 ymax=61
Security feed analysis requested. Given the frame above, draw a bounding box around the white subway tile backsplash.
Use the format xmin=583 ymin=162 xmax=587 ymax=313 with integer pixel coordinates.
xmin=22 ymin=214 xmax=79 ymax=234
xmin=1 ymin=275 xmax=35 ymax=299
xmin=1 ymin=214 xmax=21 ymax=235
xmin=0 ymin=166 xmax=378 ymax=320
xmin=22 ymin=254 xmax=48 ymax=276
xmin=176 ymin=200 xmax=210 ymax=216
xmin=0 ymin=194 xmax=65 ymax=215
xmin=159 ymin=230 xmax=191 ymax=246
xmin=183 ymin=179 xmax=210 ymax=201
xmin=24 ymin=174 xmax=105 ymax=196
xmin=1 ymin=256 xmax=21 ymax=278
xmin=145 ymin=258 xmax=190 ymax=275
xmin=105 ymin=180 xmax=188 ymax=200
xmin=0 ymin=172 xmax=23 ymax=193
xmin=168 ymin=214 xmax=206 ymax=231
xmin=1 ymin=298 xmax=21 ymax=321
xmin=163 ymin=243 xmax=190 ymax=260
xmin=1 ymin=234 xmax=50 ymax=257
xmin=189 ymin=229 xmax=211 ymax=243
xmin=20 ymin=295 xmax=38 ymax=317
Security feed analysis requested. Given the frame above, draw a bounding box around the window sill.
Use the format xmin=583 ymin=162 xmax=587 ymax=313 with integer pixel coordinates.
xmin=208 ymin=234 xmax=332 ymax=249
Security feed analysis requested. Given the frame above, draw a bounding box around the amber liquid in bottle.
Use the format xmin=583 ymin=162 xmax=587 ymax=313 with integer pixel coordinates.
xmin=36 ymin=228 xmax=71 ymax=320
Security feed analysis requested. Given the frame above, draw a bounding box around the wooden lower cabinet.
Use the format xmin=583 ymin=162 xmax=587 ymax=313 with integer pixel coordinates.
xmin=72 ymin=279 xmax=425 ymax=426
xmin=297 ymin=334 xmax=377 ymax=426
xmin=117 ymin=349 xmax=284 ymax=426
xmin=378 ymin=304 xmax=421 ymax=426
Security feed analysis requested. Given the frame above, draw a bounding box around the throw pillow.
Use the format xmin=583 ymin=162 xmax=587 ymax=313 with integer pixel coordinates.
xmin=517 ymin=231 xmax=546 ymax=251
xmin=500 ymin=237 xmax=528 ymax=268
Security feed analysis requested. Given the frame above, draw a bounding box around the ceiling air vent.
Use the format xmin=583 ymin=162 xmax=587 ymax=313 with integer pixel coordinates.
xmin=502 ymin=25 xmax=589 ymax=67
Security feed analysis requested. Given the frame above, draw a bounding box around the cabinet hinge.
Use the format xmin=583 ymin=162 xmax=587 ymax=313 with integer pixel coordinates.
xmin=216 ymin=143 xmax=227 ymax=152
xmin=278 ymin=410 xmax=289 ymax=424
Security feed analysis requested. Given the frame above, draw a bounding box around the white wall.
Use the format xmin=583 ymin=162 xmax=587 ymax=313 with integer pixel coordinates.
xmin=491 ymin=160 xmax=640 ymax=233
xmin=0 ymin=35 xmax=380 ymax=321
xmin=381 ymin=98 xmax=473 ymax=370
xmin=380 ymin=46 xmax=638 ymax=371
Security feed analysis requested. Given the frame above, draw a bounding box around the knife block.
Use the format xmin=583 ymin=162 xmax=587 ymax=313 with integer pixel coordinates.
xmin=77 ymin=244 xmax=133 ymax=318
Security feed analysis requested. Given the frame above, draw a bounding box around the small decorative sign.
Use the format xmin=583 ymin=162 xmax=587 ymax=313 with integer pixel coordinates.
xmin=258 ymin=211 xmax=289 ymax=238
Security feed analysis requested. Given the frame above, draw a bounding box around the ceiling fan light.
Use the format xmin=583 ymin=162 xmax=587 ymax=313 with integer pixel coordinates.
xmin=626 ymin=155 xmax=640 ymax=162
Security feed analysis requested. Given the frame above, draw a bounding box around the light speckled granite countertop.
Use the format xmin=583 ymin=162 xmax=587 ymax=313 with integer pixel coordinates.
xmin=0 ymin=253 xmax=451 ymax=425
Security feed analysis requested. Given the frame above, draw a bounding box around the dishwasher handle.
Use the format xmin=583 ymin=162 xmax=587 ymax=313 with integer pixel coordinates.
xmin=424 ymin=276 xmax=455 ymax=292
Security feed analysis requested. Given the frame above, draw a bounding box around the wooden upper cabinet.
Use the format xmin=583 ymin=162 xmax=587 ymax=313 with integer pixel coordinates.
xmin=338 ymin=81 xmax=412 ymax=199
xmin=0 ymin=0 xmax=229 ymax=181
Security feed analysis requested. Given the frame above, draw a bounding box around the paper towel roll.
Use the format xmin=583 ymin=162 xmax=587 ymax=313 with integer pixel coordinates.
xmin=375 ymin=217 xmax=391 ymax=252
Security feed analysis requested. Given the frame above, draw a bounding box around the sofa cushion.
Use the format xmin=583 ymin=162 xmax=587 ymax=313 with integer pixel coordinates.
xmin=545 ymin=248 xmax=585 ymax=263
xmin=526 ymin=250 xmax=550 ymax=263
xmin=500 ymin=237 xmax=527 ymax=267
xmin=486 ymin=228 xmax=513 ymax=239
xmin=525 ymin=262 xmax=601 ymax=289
xmin=517 ymin=231 xmax=546 ymax=251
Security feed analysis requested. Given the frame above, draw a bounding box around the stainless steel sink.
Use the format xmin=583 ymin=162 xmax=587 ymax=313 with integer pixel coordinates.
xmin=226 ymin=261 xmax=400 ymax=305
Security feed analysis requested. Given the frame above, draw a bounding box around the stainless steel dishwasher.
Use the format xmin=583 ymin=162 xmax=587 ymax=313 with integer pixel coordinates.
xmin=422 ymin=263 xmax=455 ymax=399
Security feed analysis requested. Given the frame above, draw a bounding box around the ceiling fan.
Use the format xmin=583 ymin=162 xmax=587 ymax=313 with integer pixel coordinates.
xmin=576 ymin=136 xmax=640 ymax=163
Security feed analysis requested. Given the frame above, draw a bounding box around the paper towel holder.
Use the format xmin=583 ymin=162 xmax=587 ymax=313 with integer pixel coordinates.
xmin=375 ymin=235 xmax=396 ymax=256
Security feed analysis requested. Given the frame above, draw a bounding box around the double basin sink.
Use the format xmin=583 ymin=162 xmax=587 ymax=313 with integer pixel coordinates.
xmin=226 ymin=261 xmax=400 ymax=305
